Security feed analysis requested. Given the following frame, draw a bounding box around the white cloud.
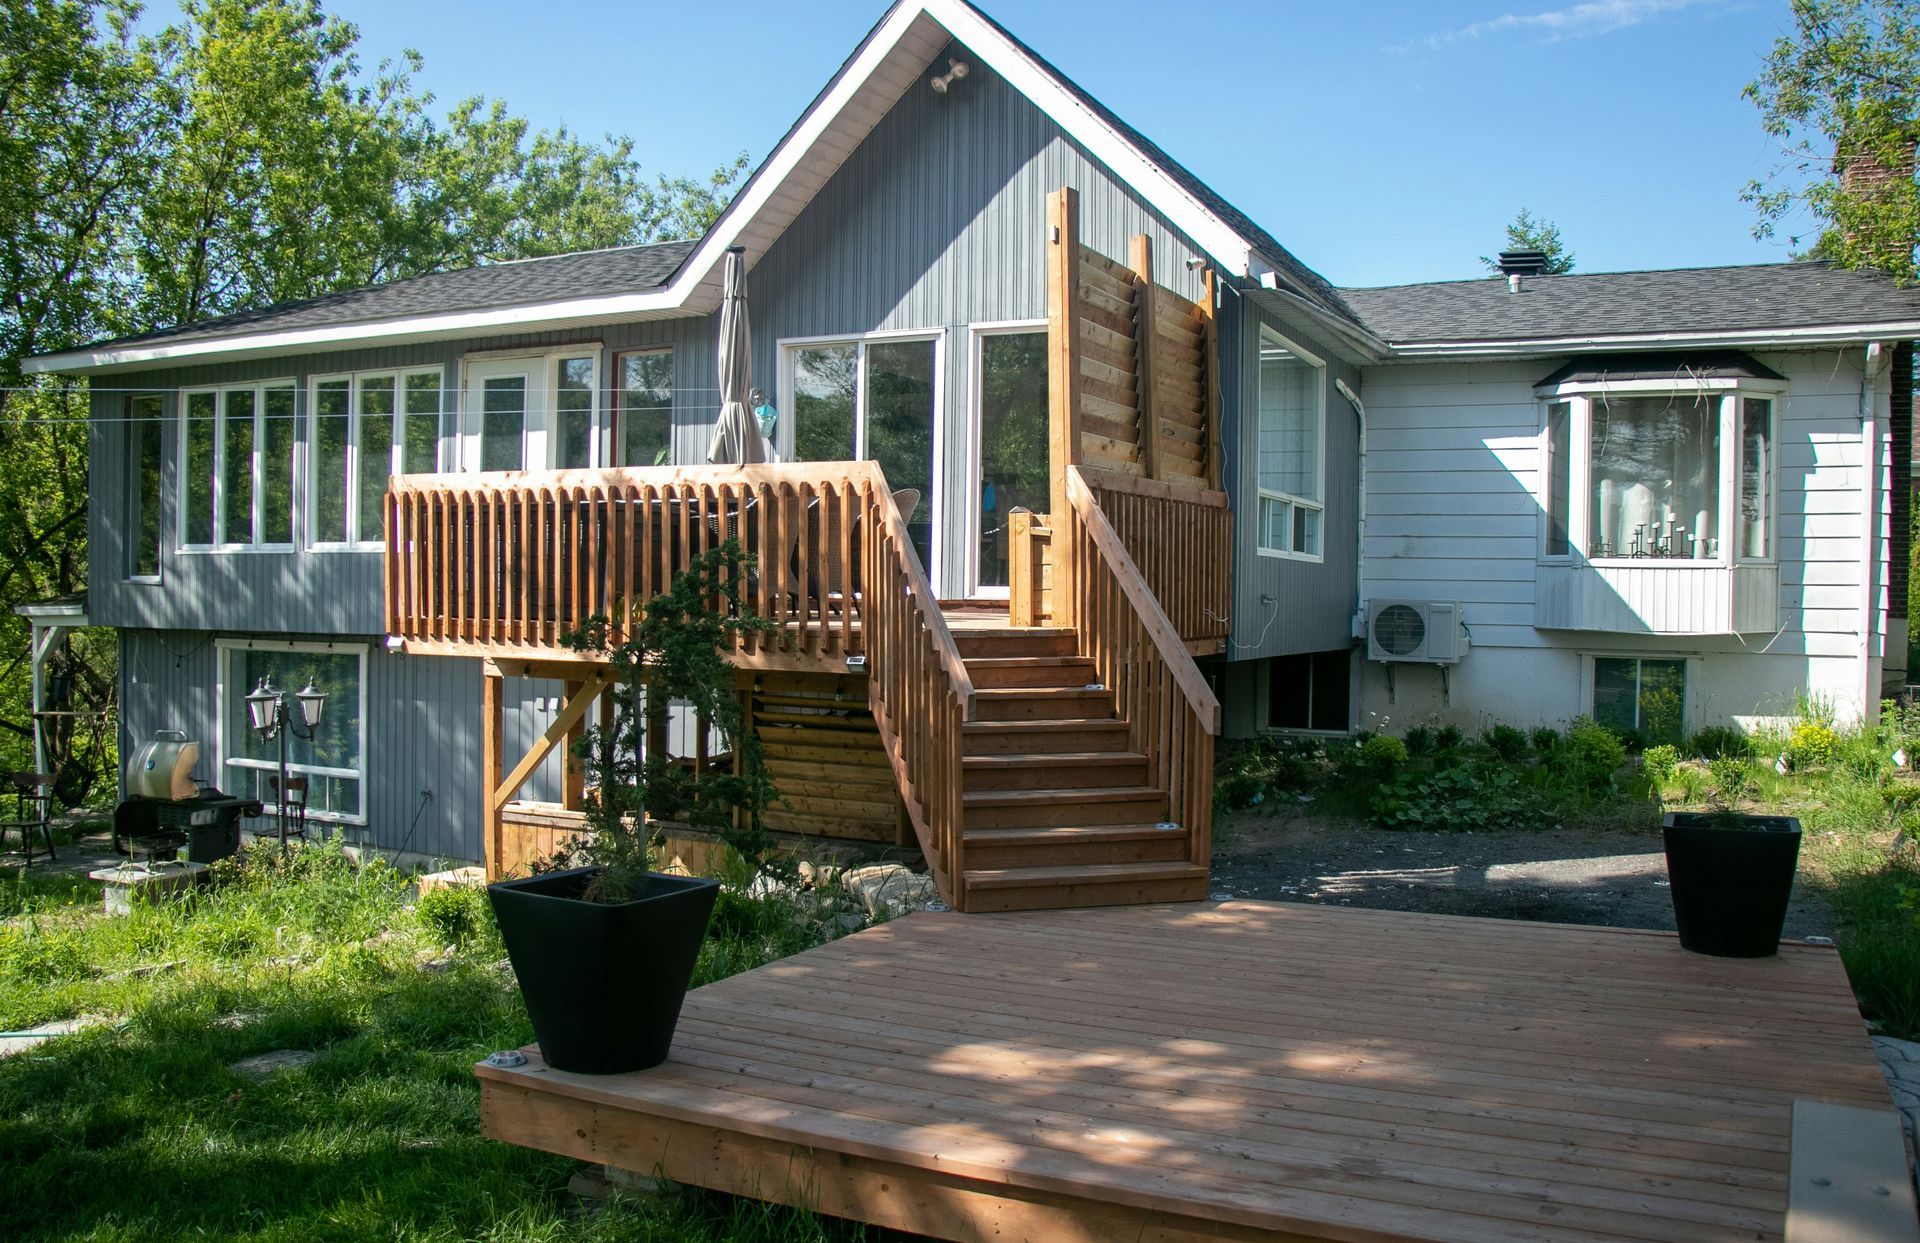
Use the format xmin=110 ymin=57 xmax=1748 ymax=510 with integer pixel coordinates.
xmin=1426 ymin=0 xmax=1715 ymax=47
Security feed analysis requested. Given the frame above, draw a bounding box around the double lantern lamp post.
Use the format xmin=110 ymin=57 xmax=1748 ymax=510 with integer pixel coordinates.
xmin=244 ymin=677 xmax=328 ymax=855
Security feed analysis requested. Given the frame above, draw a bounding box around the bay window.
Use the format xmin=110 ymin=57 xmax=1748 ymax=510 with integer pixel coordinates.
xmin=179 ymin=380 xmax=297 ymax=549
xmin=1255 ymin=327 xmax=1324 ymax=559
xmin=1539 ymin=381 xmax=1780 ymax=564
xmin=311 ymin=367 xmax=443 ymax=546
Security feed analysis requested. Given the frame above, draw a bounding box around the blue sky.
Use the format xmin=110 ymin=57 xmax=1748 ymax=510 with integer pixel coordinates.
xmin=172 ymin=0 xmax=1816 ymax=287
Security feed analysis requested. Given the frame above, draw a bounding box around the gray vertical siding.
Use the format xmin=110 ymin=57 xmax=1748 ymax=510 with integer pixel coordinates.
xmin=119 ymin=628 xmax=485 ymax=862
xmin=1220 ymin=287 xmax=1361 ymax=661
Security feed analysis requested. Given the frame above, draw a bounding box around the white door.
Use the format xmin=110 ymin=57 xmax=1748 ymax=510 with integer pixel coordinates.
xmin=462 ymin=357 xmax=543 ymax=472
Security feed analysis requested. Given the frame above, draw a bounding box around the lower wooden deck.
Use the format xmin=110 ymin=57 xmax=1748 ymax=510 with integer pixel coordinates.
xmin=476 ymin=901 xmax=1912 ymax=1243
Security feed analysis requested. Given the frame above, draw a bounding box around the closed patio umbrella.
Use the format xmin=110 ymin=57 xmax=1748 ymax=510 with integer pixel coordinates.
xmin=707 ymin=247 xmax=766 ymax=465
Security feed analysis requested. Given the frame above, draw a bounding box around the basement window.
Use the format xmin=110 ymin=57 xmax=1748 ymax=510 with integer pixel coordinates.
xmin=1268 ymin=649 xmax=1351 ymax=732
xmin=1591 ymin=656 xmax=1686 ymax=746
xmin=1536 ymin=354 xmax=1781 ymax=564
xmin=1255 ymin=327 xmax=1324 ymax=560
xmin=218 ymin=640 xmax=367 ymax=823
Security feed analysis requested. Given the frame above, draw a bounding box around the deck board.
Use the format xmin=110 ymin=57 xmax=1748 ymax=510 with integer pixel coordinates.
xmin=477 ymin=900 xmax=1906 ymax=1243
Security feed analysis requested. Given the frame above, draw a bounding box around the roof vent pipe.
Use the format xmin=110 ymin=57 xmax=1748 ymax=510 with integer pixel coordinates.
xmin=1507 ymin=273 xmax=1524 ymax=294
xmin=1496 ymin=249 xmax=1551 ymax=276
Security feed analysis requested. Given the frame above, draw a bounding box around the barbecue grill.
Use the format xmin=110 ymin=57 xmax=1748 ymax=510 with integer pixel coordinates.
xmin=116 ymin=731 xmax=262 ymax=864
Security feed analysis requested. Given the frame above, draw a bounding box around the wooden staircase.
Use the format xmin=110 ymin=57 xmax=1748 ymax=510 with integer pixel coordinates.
xmin=952 ymin=625 xmax=1208 ymax=912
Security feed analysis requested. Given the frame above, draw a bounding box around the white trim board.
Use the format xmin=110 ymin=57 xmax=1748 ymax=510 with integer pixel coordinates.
xmin=27 ymin=0 xmax=1295 ymax=378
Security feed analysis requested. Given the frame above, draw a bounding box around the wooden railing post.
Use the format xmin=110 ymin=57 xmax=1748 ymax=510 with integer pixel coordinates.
xmin=1008 ymin=510 xmax=1036 ymax=627
xmin=1047 ymin=187 xmax=1081 ymax=628
xmin=1129 ymin=234 xmax=1161 ymax=483
xmin=482 ymin=665 xmax=504 ymax=881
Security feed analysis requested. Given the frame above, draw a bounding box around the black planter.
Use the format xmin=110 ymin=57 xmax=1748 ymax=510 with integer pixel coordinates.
xmin=1661 ymin=812 xmax=1802 ymax=958
xmin=488 ymin=867 xmax=720 ymax=1074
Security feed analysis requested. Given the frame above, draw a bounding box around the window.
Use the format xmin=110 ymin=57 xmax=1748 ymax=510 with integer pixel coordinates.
xmin=1268 ymin=649 xmax=1351 ymax=732
xmin=310 ymin=368 xmax=443 ymax=546
xmin=1592 ymin=656 xmax=1686 ymax=745
xmin=617 ymin=350 xmax=673 ymax=466
xmin=1256 ymin=328 xmax=1323 ymax=558
xmin=555 ymin=356 xmax=596 ymax=468
xmin=179 ymin=380 xmax=297 ymax=549
xmin=785 ymin=335 xmax=939 ymax=575
xmin=219 ymin=641 xmax=366 ymax=822
xmin=974 ymin=330 xmax=1050 ymax=592
xmin=1539 ymin=383 xmax=1778 ymax=563
xmin=127 ymin=394 xmax=165 ymax=579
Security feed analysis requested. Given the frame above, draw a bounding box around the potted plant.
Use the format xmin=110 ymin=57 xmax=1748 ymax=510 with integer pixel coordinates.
xmin=488 ymin=541 xmax=778 ymax=1073
xmin=1661 ymin=757 xmax=1802 ymax=958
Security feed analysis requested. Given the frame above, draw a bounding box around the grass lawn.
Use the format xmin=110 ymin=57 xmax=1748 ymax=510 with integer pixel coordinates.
xmin=0 ymin=843 xmax=877 ymax=1242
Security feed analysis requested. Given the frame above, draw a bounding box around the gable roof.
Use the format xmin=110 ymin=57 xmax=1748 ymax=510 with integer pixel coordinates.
xmin=28 ymin=0 xmax=1354 ymax=376
xmin=1342 ymin=262 xmax=1920 ymax=356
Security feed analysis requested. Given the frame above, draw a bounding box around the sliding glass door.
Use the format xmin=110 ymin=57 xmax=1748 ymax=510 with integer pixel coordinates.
xmin=787 ymin=334 xmax=941 ymax=583
xmin=970 ymin=328 xmax=1050 ymax=596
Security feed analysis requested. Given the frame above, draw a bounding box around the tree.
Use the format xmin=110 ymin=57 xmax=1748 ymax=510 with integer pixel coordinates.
xmin=1746 ymin=0 xmax=1920 ymax=281
xmin=1480 ymin=209 xmax=1575 ymax=274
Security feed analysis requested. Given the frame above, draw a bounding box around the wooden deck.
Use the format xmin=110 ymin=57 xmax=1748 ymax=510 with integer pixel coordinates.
xmin=476 ymin=901 xmax=1915 ymax=1243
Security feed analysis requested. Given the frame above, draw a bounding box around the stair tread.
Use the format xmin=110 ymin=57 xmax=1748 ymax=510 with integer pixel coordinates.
xmin=974 ymin=685 xmax=1108 ymax=698
xmin=963 ymin=656 xmax=1094 ymax=668
xmin=964 ymin=751 xmax=1146 ymax=768
xmin=964 ymin=823 xmax=1184 ymax=842
xmin=962 ymin=718 xmax=1126 ymax=731
xmin=963 ymin=860 xmax=1208 ymax=888
xmin=964 ymin=784 xmax=1165 ymax=806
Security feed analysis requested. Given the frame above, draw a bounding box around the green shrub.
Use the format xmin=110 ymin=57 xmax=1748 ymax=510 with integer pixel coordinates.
xmin=1708 ymin=756 xmax=1755 ymax=805
xmin=1404 ymin=725 xmax=1436 ymax=757
xmin=1529 ymin=725 xmax=1560 ymax=754
xmin=1642 ymin=744 xmax=1680 ymax=785
xmin=1433 ymin=724 xmax=1465 ymax=752
xmin=1370 ymin=762 xmax=1546 ymax=833
xmin=415 ymin=883 xmax=493 ymax=948
xmin=1214 ymin=770 xmax=1265 ymax=813
xmin=1358 ymin=733 xmax=1409 ymax=769
xmin=1562 ymin=717 xmax=1627 ymax=792
xmin=1483 ymin=724 xmax=1529 ymax=762
xmin=1786 ymin=721 xmax=1840 ymax=770
xmin=1686 ymin=725 xmax=1751 ymax=760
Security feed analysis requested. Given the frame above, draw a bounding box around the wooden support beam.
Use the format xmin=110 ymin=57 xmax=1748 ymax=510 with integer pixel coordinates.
xmin=492 ymin=671 xmax=613 ymax=814
xmin=562 ymin=680 xmax=587 ymax=812
xmin=1128 ymin=235 xmax=1160 ymax=483
xmin=1008 ymin=510 xmax=1036 ymax=627
xmin=482 ymin=668 xmax=505 ymax=881
xmin=1201 ymin=268 xmax=1223 ymax=491
xmin=1046 ymin=187 xmax=1082 ymax=628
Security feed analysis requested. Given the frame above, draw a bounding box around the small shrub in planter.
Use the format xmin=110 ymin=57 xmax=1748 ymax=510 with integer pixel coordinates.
xmin=489 ymin=541 xmax=777 ymax=1074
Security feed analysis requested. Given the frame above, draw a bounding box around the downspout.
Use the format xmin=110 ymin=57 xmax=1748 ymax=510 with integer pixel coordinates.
xmin=1336 ymin=378 xmax=1367 ymax=627
xmin=1860 ymin=340 xmax=1889 ymax=724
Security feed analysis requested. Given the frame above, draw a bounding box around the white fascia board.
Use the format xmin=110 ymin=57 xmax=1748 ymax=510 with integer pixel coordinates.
xmin=1382 ymin=320 xmax=1920 ymax=359
xmin=924 ymin=0 xmax=1256 ymax=276
xmin=24 ymin=292 xmax=691 ymax=375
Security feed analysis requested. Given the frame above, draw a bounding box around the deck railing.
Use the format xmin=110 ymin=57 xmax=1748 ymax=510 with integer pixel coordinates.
xmin=1063 ymin=467 xmax=1220 ymax=863
xmin=385 ymin=463 xmax=874 ymax=661
xmin=1080 ymin=470 xmax=1231 ymax=649
xmin=859 ymin=482 xmax=976 ymax=907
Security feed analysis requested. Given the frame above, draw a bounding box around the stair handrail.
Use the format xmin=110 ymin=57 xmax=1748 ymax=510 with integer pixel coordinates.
xmin=859 ymin=461 xmax=975 ymax=907
xmin=1064 ymin=467 xmax=1220 ymax=733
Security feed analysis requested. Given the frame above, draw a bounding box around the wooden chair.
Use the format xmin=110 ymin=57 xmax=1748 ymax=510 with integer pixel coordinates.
xmin=0 ymin=772 xmax=57 ymax=865
xmin=268 ymin=775 xmax=311 ymax=844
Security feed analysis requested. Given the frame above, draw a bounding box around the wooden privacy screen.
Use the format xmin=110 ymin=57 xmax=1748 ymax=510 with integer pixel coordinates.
xmin=1047 ymin=187 xmax=1221 ymax=492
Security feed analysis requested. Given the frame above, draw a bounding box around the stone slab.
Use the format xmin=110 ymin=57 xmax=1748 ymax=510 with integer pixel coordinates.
xmin=88 ymin=862 xmax=207 ymax=915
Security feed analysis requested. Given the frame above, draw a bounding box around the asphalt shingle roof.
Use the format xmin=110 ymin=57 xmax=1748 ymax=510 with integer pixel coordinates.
xmin=86 ymin=239 xmax=698 ymax=351
xmin=1339 ymin=262 xmax=1920 ymax=346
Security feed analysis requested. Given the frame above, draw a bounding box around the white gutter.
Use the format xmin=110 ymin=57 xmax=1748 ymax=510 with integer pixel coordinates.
xmin=1336 ymin=377 xmax=1367 ymax=623
xmin=1380 ymin=320 xmax=1920 ymax=359
xmin=1861 ymin=341 xmax=1891 ymax=723
xmin=1250 ymin=279 xmax=1390 ymax=362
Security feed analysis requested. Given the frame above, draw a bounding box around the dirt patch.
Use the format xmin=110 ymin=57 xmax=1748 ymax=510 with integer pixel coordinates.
xmin=1211 ymin=806 xmax=1835 ymax=940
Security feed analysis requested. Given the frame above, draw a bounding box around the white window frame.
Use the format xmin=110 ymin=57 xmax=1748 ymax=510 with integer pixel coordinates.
xmin=176 ymin=378 xmax=299 ymax=553
xmin=215 ymin=638 xmax=369 ymax=825
xmin=1583 ymin=651 xmax=1698 ymax=740
xmin=777 ymin=328 xmax=949 ymax=590
xmin=1253 ymin=326 xmax=1326 ymax=562
xmin=1536 ymin=377 xmax=1786 ymax=567
xmin=306 ymin=366 xmax=445 ymax=551
xmin=965 ymin=319 xmax=1049 ymax=600
xmin=456 ymin=344 xmax=605 ymax=473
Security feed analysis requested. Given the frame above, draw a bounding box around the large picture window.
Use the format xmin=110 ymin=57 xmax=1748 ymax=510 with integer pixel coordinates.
xmin=1540 ymin=384 xmax=1778 ymax=563
xmin=179 ymin=380 xmax=297 ymax=549
xmin=127 ymin=394 xmax=166 ymax=579
xmin=1255 ymin=328 xmax=1323 ymax=559
xmin=218 ymin=641 xmax=366 ymax=822
xmin=311 ymin=368 xmax=443 ymax=546
xmin=617 ymin=349 xmax=673 ymax=466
